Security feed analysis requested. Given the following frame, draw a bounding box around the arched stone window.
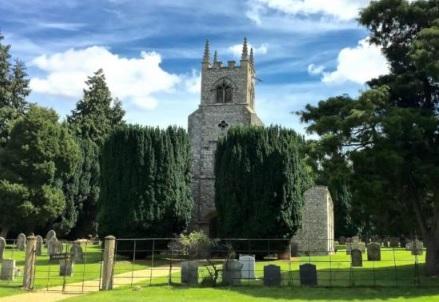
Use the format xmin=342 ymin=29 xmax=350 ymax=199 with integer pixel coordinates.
xmin=215 ymin=80 xmax=233 ymax=103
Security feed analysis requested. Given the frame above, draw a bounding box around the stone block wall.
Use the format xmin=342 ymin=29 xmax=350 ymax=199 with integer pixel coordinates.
xmin=292 ymin=186 xmax=335 ymax=255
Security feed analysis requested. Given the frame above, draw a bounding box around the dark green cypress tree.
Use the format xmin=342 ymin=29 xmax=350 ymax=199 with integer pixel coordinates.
xmin=98 ymin=125 xmax=193 ymax=240
xmin=58 ymin=69 xmax=125 ymax=237
xmin=215 ymin=126 xmax=313 ymax=240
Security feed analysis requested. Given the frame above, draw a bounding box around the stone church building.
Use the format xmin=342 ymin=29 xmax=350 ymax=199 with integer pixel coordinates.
xmin=188 ymin=39 xmax=334 ymax=254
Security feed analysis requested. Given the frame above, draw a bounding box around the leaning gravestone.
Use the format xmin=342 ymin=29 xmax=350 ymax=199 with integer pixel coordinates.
xmin=59 ymin=259 xmax=73 ymax=277
xmin=0 ymin=237 xmax=5 ymax=261
xmin=300 ymin=263 xmax=317 ymax=286
xmin=411 ymin=240 xmax=424 ymax=256
xmin=351 ymin=249 xmax=363 ymax=267
xmin=36 ymin=235 xmax=43 ymax=256
xmin=223 ymin=260 xmax=243 ymax=286
xmin=181 ymin=261 xmax=198 ymax=285
xmin=264 ymin=265 xmax=281 ymax=287
xmin=0 ymin=259 xmax=15 ymax=280
xmin=16 ymin=233 xmax=26 ymax=251
xmin=239 ymin=255 xmax=256 ymax=279
xmin=367 ymin=242 xmax=381 ymax=261
xmin=45 ymin=230 xmax=56 ymax=245
xmin=70 ymin=242 xmax=84 ymax=263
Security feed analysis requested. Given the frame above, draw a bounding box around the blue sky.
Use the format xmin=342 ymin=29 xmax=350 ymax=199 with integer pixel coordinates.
xmin=0 ymin=0 xmax=390 ymax=133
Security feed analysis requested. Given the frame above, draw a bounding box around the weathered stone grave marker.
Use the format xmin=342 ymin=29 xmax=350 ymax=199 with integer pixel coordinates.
xmin=239 ymin=255 xmax=256 ymax=279
xmin=367 ymin=242 xmax=381 ymax=261
xmin=411 ymin=240 xmax=424 ymax=256
xmin=59 ymin=259 xmax=73 ymax=277
xmin=16 ymin=233 xmax=26 ymax=251
xmin=351 ymin=249 xmax=363 ymax=267
xmin=70 ymin=241 xmax=84 ymax=262
xmin=264 ymin=265 xmax=281 ymax=287
xmin=0 ymin=259 xmax=15 ymax=280
xmin=48 ymin=237 xmax=63 ymax=260
xmin=223 ymin=260 xmax=242 ymax=286
xmin=291 ymin=241 xmax=299 ymax=257
xmin=36 ymin=235 xmax=43 ymax=256
xmin=181 ymin=261 xmax=198 ymax=285
xmin=45 ymin=230 xmax=56 ymax=246
xmin=300 ymin=263 xmax=317 ymax=286
xmin=389 ymin=237 xmax=399 ymax=248
xmin=0 ymin=237 xmax=5 ymax=261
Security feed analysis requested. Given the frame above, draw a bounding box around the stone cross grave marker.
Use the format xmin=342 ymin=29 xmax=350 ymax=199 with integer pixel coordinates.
xmin=181 ymin=261 xmax=199 ymax=285
xmin=70 ymin=241 xmax=84 ymax=262
xmin=0 ymin=237 xmax=5 ymax=261
xmin=36 ymin=235 xmax=43 ymax=256
xmin=16 ymin=233 xmax=26 ymax=251
xmin=263 ymin=265 xmax=281 ymax=287
xmin=367 ymin=242 xmax=381 ymax=261
xmin=223 ymin=259 xmax=242 ymax=286
xmin=300 ymin=263 xmax=317 ymax=286
xmin=351 ymin=249 xmax=363 ymax=267
xmin=239 ymin=255 xmax=256 ymax=279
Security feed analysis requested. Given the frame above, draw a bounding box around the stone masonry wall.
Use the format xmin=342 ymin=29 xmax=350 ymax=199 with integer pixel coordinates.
xmin=292 ymin=186 xmax=335 ymax=255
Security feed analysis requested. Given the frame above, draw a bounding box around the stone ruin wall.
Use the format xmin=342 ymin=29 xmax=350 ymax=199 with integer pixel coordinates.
xmin=292 ymin=186 xmax=335 ymax=255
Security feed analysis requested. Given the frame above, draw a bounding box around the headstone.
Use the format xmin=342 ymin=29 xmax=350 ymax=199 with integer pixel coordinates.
xmin=352 ymin=236 xmax=360 ymax=243
xmin=46 ymin=230 xmax=56 ymax=244
xmin=0 ymin=237 xmax=5 ymax=261
xmin=223 ymin=260 xmax=242 ymax=286
xmin=400 ymin=236 xmax=407 ymax=249
xmin=181 ymin=261 xmax=198 ymax=285
xmin=0 ymin=259 xmax=15 ymax=280
xmin=383 ymin=237 xmax=390 ymax=248
xmin=338 ymin=236 xmax=346 ymax=245
xmin=36 ymin=235 xmax=43 ymax=256
xmin=48 ymin=237 xmax=63 ymax=259
xmin=70 ymin=242 xmax=84 ymax=262
xmin=239 ymin=255 xmax=256 ymax=279
xmin=346 ymin=241 xmax=366 ymax=254
xmin=291 ymin=241 xmax=299 ymax=257
xmin=351 ymin=249 xmax=363 ymax=267
xmin=389 ymin=237 xmax=399 ymax=248
xmin=59 ymin=259 xmax=73 ymax=276
xmin=367 ymin=242 xmax=381 ymax=261
xmin=264 ymin=265 xmax=281 ymax=287
xmin=16 ymin=233 xmax=26 ymax=251
xmin=411 ymin=240 xmax=424 ymax=256
xmin=300 ymin=264 xmax=317 ymax=286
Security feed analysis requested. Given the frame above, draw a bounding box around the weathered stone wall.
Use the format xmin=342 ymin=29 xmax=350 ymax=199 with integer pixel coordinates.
xmin=292 ymin=186 xmax=335 ymax=255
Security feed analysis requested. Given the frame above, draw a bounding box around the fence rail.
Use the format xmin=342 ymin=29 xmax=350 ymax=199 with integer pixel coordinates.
xmin=0 ymin=236 xmax=436 ymax=293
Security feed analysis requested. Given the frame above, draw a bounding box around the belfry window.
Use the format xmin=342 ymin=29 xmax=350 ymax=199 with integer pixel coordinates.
xmin=216 ymin=81 xmax=233 ymax=103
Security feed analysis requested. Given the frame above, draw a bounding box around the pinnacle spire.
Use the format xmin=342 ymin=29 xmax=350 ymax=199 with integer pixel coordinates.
xmin=213 ymin=50 xmax=218 ymax=64
xmin=241 ymin=37 xmax=249 ymax=60
xmin=203 ymin=40 xmax=210 ymax=63
xmin=250 ymin=48 xmax=254 ymax=66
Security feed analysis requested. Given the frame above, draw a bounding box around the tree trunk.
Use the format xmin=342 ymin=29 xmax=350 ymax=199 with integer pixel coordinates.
xmin=425 ymin=237 xmax=439 ymax=276
xmin=0 ymin=226 xmax=9 ymax=238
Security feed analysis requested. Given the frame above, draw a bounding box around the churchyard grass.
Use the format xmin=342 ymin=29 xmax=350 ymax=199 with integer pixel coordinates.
xmin=63 ymin=285 xmax=439 ymax=302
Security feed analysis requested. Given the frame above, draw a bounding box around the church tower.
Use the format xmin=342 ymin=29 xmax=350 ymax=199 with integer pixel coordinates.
xmin=188 ymin=38 xmax=263 ymax=234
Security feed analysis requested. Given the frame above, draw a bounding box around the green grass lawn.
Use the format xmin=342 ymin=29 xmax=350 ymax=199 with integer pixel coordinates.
xmin=0 ymin=241 xmax=158 ymax=297
xmin=1 ymin=244 xmax=438 ymax=300
xmin=64 ymin=285 xmax=439 ymax=302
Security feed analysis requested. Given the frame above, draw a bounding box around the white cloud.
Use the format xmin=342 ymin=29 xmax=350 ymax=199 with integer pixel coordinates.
xmin=228 ymin=43 xmax=268 ymax=58
xmin=182 ymin=70 xmax=201 ymax=94
xmin=247 ymin=0 xmax=370 ymax=23
xmin=320 ymin=38 xmax=389 ymax=85
xmin=30 ymin=46 xmax=182 ymax=110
